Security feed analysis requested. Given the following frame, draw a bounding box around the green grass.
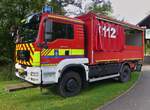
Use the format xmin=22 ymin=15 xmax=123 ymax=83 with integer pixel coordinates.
xmin=0 ymin=72 xmax=140 ymax=110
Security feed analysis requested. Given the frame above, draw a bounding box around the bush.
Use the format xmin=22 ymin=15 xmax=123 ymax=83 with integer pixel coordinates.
xmin=0 ymin=56 xmax=12 ymax=66
xmin=0 ymin=64 xmax=17 ymax=81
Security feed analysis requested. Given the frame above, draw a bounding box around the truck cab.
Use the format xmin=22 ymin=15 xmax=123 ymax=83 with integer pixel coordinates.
xmin=15 ymin=11 xmax=89 ymax=97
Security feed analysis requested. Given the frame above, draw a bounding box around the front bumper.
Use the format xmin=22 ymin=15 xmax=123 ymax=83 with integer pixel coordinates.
xmin=15 ymin=63 xmax=57 ymax=85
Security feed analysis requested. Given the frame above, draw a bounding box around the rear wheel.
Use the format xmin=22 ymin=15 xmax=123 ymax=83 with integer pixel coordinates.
xmin=119 ymin=65 xmax=131 ymax=83
xmin=58 ymin=71 xmax=82 ymax=97
xmin=136 ymin=64 xmax=142 ymax=72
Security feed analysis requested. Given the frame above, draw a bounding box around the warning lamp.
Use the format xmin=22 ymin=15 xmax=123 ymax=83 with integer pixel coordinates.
xmin=42 ymin=5 xmax=53 ymax=13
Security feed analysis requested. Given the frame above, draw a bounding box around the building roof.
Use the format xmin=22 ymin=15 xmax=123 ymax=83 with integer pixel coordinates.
xmin=138 ymin=14 xmax=150 ymax=28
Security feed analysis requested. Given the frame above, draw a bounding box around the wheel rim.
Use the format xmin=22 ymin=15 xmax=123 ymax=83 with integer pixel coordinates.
xmin=66 ymin=78 xmax=78 ymax=92
xmin=122 ymin=69 xmax=129 ymax=81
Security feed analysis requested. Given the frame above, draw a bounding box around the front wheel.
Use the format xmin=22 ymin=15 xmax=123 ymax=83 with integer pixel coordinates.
xmin=119 ymin=65 xmax=131 ymax=83
xmin=57 ymin=71 xmax=82 ymax=97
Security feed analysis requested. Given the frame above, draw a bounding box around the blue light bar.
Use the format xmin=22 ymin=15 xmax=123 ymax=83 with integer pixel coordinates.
xmin=42 ymin=5 xmax=53 ymax=13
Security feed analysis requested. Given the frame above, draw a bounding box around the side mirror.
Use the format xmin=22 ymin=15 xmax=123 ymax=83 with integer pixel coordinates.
xmin=10 ymin=25 xmax=17 ymax=38
xmin=44 ymin=19 xmax=53 ymax=42
xmin=45 ymin=33 xmax=52 ymax=42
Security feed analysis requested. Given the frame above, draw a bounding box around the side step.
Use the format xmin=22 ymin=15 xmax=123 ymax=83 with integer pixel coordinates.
xmin=89 ymin=74 xmax=120 ymax=82
xmin=5 ymin=82 xmax=35 ymax=92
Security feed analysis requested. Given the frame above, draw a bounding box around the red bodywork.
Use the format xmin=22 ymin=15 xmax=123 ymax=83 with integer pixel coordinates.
xmin=78 ymin=12 xmax=144 ymax=65
xmin=35 ymin=12 xmax=144 ymax=66
xmin=37 ymin=13 xmax=85 ymax=65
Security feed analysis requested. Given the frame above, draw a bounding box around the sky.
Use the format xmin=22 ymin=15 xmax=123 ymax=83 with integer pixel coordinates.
xmin=54 ymin=0 xmax=150 ymax=25
xmin=111 ymin=0 xmax=150 ymax=24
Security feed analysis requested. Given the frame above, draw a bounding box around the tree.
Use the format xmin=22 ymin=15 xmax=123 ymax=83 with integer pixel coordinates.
xmin=62 ymin=0 xmax=113 ymax=16
xmin=0 ymin=0 xmax=47 ymax=60
xmin=0 ymin=0 xmax=113 ymax=60
xmin=49 ymin=0 xmax=64 ymax=14
xmin=90 ymin=0 xmax=113 ymax=15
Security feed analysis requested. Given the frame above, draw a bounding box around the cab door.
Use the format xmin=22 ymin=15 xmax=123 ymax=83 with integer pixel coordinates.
xmin=41 ymin=18 xmax=84 ymax=65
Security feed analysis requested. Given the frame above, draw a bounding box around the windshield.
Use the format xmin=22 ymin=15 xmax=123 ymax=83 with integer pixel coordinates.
xmin=19 ymin=23 xmax=39 ymax=43
xmin=16 ymin=13 xmax=40 ymax=43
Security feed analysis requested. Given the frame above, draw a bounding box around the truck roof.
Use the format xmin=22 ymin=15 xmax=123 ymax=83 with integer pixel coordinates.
xmin=43 ymin=12 xmax=143 ymax=31
xmin=78 ymin=12 xmax=144 ymax=31
xmin=45 ymin=13 xmax=84 ymax=24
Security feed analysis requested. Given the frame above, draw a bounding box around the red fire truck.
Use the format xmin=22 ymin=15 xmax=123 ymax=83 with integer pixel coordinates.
xmin=14 ymin=8 xmax=144 ymax=97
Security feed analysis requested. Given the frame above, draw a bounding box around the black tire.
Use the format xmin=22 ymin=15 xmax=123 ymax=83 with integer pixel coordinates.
xmin=57 ymin=71 xmax=82 ymax=97
xmin=119 ymin=65 xmax=131 ymax=83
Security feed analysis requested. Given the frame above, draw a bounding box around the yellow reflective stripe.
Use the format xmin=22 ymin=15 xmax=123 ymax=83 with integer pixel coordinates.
xmin=41 ymin=49 xmax=47 ymax=56
xmin=29 ymin=43 xmax=33 ymax=48
xmin=30 ymin=58 xmax=33 ymax=64
xmin=41 ymin=49 xmax=84 ymax=56
xmin=16 ymin=45 xmax=18 ymax=50
xmin=41 ymin=49 xmax=46 ymax=56
xmin=47 ymin=49 xmax=54 ymax=56
xmin=20 ymin=44 xmax=22 ymax=50
xmin=29 ymin=43 xmax=34 ymax=51
xmin=16 ymin=43 xmax=35 ymax=66
xmin=41 ymin=49 xmax=48 ymax=56
xmin=45 ymin=49 xmax=52 ymax=56
xmin=58 ymin=49 xmax=65 ymax=55
xmin=33 ymin=52 xmax=40 ymax=62
xmin=25 ymin=44 xmax=30 ymax=50
xmin=58 ymin=49 xmax=84 ymax=56
xmin=58 ymin=49 xmax=70 ymax=55
xmin=26 ymin=62 xmax=30 ymax=65
xmin=24 ymin=61 xmax=27 ymax=65
xmin=71 ymin=49 xmax=84 ymax=55
xmin=20 ymin=44 xmax=23 ymax=50
xmin=44 ymin=49 xmax=51 ymax=56
xmin=31 ymin=51 xmax=40 ymax=66
xmin=18 ymin=44 xmax=20 ymax=50
xmin=22 ymin=44 xmax=25 ymax=50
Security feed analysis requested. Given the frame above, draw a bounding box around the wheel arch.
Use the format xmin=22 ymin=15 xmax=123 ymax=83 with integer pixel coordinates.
xmin=120 ymin=62 xmax=131 ymax=73
xmin=60 ymin=64 xmax=88 ymax=86
xmin=55 ymin=58 xmax=89 ymax=83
